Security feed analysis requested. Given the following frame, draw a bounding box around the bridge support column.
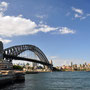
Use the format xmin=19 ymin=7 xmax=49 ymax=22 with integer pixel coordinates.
xmin=32 ymin=62 xmax=37 ymax=69
xmin=0 ymin=41 xmax=3 ymax=60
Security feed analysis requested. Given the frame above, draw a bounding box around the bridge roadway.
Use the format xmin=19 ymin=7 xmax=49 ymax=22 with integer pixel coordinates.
xmin=3 ymin=54 xmax=52 ymax=66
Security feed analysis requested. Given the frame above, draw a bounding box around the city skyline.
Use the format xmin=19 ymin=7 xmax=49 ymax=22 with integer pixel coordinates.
xmin=0 ymin=0 xmax=90 ymax=66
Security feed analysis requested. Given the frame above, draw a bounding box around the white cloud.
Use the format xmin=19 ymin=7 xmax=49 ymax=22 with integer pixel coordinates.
xmin=72 ymin=7 xmax=83 ymax=15
xmin=74 ymin=13 xmax=89 ymax=20
xmin=74 ymin=14 xmax=82 ymax=18
xmin=18 ymin=14 xmax=23 ymax=17
xmin=36 ymin=14 xmax=47 ymax=19
xmin=37 ymin=24 xmax=58 ymax=32
xmin=74 ymin=14 xmax=87 ymax=20
xmin=0 ymin=38 xmax=11 ymax=44
xmin=66 ymin=12 xmax=70 ymax=16
xmin=0 ymin=15 xmax=38 ymax=37
xmin=0 ymin=1 xmax=8 ymax=14
xmin=0 ymin=15 xmax=59 ymax=37
xmin=87 ymin=14 xmax=90 ymax=16
xmin=59 ymin=27 xmax=75 ymax=34
xmin=49 ymin=56 xmax=58 ymax=59
xmin=80 ymin=16 xmax=86 ymax=20
xmin=71 ymin=7 xmax=90 ymax=20
xmin=1 ymin=2 xmax=8 ymax=7
xmin=0 ymin=1 xmax=76 ymax=44
xmin=0 ymin=14 xmax=74 ymax=37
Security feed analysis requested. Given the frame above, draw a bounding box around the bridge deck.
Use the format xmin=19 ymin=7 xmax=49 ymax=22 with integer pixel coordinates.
xmin=3 ymin=54 xmax=52 ymax=66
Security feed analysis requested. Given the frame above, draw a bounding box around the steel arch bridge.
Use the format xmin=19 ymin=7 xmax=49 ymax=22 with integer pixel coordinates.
xmin=3 ymin=44 xmax=52 ymax=66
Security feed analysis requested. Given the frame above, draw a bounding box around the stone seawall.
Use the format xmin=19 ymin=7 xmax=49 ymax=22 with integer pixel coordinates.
xmin=0 ymin=70 xmax=25 ymax=87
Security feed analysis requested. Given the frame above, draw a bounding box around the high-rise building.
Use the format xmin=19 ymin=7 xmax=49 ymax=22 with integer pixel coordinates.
xmin=71 ymin=62 xmax=73 ymax=67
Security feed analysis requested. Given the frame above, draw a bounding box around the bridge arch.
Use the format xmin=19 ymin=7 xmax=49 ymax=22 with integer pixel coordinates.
xmin=3 ymin=45 xmax=49 ymax=64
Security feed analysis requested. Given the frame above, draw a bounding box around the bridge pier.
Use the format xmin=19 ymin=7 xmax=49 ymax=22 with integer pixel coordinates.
xmin=0 ymin=41 xmax=3 ymax=60
xmin=32 ymin=62 xmax=38 ymax=69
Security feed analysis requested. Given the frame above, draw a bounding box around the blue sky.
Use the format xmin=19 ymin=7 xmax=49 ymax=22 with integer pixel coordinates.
xmin=0 ymin=0 xmax=90 ymax=66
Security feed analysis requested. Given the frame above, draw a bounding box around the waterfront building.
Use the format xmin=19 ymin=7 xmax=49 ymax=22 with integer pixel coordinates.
xmin=0 ymin=60 xmax=13 ymax=70
xmin=0 ymin=41 xmax=14 ymax=85
xmin=0 ymin=41 xmax=13 ymax=70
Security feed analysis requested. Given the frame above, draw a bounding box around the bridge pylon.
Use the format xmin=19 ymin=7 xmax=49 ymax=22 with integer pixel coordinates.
xmin=0 ymin=41 xmax=3 ymax=60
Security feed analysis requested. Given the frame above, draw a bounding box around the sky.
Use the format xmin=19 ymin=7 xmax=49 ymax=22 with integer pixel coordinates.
xmin=0 ymin=0 xmax=90 ymax=66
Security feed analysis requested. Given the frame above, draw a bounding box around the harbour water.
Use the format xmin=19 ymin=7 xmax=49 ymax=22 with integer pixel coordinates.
xmin=1 ymin=71 xmax=90 ymax=90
